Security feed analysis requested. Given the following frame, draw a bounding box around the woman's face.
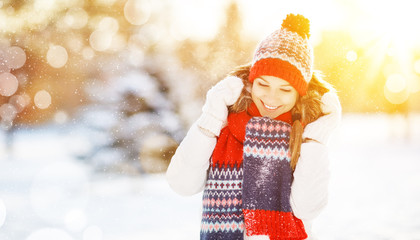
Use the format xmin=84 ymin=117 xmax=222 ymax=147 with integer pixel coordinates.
xmin=251 ymin=75 xmax=298 ymax=119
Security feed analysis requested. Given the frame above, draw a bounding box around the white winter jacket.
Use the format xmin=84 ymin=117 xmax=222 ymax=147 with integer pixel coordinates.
xmin=166 ymin=92 xmax=341 ymax=239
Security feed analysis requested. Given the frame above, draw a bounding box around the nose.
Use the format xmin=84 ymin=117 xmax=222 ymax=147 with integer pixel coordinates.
xmin=261 ymin=88 xmax=281 ymax=106
xmin=267 ymin=88 xmax=281 ymax=102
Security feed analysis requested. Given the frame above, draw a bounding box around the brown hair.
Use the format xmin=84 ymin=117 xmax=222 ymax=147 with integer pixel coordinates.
xmin=228 ymin=63 xmax=333 ymax=170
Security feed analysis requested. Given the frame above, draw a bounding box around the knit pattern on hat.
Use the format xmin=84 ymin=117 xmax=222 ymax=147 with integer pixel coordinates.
xmin=249 ymin=14 xmax=313 ymax=96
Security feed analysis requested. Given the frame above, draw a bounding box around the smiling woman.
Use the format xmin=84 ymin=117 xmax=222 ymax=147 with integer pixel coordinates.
xmin=167 ymin=13 xmax=341 ymax=240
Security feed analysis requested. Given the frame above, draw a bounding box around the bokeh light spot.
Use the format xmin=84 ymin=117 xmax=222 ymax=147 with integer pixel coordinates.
xmin=384 ymin=74 xmax=410 ymax=105
xmin=54 ymin=110 xmax=68 ymax=124
xmin=82 ymin=47 xmax=95 ymax=60
xmin=0 ymin=72 xmax=19 ymax=97
xmin=98 ymin=17 xmax=119 ymax=34
xmin=9 ymin=94 xmax=30 ymax=112
xmin=5 ymin=46 xmax=26 ymax=69
xmin=26 ymin=228 xmax=73 ymax=240
xmin=124 ymin=0 xmax=151 ymax=26
xmin=83 ymin=226 xmax=103 ymax=240
xmin=67 ymin=37 xmax=84 ymax=53
xmin=89 ymin=30 xmax=113 ymax=52
xmin=384 ymin=85 xmax=409 ymax=105
xmin=346 ymin=50 xmax=358 ymax=62
xmin=34 ymin=90 xmax=52 ymax=109
xmin=109 ymin=33 xmax=126 ymax=52
xmin=0 ymin=103 xmax=18 ymax=122
xmin=385 ymin=74 xmax=407 ymax=93
xmin=64 ymin=8 xmax=88 ymax=29
xmin=47 ymin=45 xmax=68 ymax=68
xmin=406 ymin=74 xmax=420 ymax=93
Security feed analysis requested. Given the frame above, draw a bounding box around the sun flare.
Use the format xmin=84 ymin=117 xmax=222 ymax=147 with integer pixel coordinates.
xmin=352 ymin=0 xmax=420 ymax=104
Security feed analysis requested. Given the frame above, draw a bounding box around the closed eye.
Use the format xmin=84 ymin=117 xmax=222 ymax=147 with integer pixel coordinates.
xmin=258 ymin=82 xmax=268 ymax=87
xmin=281 ymin=88 xmax=292 ymax=92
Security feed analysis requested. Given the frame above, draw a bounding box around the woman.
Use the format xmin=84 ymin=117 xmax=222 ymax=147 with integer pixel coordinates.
xmin=166 ymin=14 xmax=341 ymax=239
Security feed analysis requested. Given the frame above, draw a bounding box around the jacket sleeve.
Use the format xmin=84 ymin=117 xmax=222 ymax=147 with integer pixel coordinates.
xmin=166 ymin=122 xmax=216 ymax=196
xmin=290 ymin=91 xmax=341 ymax=221
xmin=290 ymin=141 xmax=330 ymax=221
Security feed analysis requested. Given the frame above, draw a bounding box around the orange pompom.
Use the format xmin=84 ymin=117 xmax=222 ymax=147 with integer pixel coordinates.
xmin=281 ymin=14 xmax=310 ymax=39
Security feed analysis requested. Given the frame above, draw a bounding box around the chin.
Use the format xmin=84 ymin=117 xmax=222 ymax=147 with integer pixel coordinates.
xmin=260 ymin=110 xmax=282 ymax=119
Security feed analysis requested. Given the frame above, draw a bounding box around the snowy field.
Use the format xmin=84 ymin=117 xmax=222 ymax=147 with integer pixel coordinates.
xmin=0 ymin=113 xmax=419 ymax=240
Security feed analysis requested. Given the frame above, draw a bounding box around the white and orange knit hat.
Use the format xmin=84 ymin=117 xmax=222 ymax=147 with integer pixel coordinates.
xmin=249 ymin=14 xmax=313 ymax=96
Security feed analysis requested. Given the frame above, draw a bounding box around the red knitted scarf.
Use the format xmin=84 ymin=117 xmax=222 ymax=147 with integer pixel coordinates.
xmin=211 ymin=102 xmax=292 ymax=168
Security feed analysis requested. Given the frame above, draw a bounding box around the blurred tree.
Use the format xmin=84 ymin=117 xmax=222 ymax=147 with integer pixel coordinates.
xmin=0 ymin=0 xmax=190 ymax=174
xmin=176 ymin=2 xmax=255 ymax=97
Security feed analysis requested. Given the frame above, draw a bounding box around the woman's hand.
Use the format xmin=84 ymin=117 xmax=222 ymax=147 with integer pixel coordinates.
xmin=302 ymin=91 xmax=342 ymax=145
xmin=197 ymin=76 xmax=244 ymax=137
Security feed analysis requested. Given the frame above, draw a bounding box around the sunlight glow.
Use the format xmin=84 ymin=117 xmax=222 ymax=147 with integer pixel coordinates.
xmin=414 ymin=60 xmax=420 ymax=75
xmin=361 ymin=1 xmax=420 ymax=50
xmin=407 ymin=75 xmax=420 ymax=93
xmin=384 ymin=86 xmax=409 ymax=105
xmin=346 ymin=50 xmax=358 ymax=62
xmin=384 ymin=74 xmax=409 ymax=104
xmin=386 ymin=74 xmax=406 ymax=93
xmin=350 ymin=0 xmax=420 ymax=105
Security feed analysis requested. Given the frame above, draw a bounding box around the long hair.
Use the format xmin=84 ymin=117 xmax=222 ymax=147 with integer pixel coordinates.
xmin=228 ymin=63 xmax=334 ymax=171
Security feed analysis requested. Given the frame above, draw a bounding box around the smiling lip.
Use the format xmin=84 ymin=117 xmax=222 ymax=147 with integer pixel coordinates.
xmin=261 ymin=100 xmax=280 ymax=111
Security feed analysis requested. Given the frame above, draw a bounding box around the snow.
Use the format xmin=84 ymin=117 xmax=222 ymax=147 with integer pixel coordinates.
xmin=0 ymin=113 xmax=419 ymax=239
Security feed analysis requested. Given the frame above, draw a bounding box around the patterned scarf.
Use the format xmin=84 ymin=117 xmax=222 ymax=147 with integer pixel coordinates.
xmin=200 ymin=103 xmax=307 ymax=240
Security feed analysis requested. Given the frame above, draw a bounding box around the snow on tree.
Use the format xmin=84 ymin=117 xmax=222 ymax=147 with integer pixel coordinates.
xmin=79 ymin=61 xmax=185 ymax=174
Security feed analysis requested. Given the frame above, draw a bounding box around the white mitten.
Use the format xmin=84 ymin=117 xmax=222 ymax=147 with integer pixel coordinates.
xmin=197 ymin=76 xmax=244 ymax=137
xmin=302 ymin=91 xmax=342 ymax=145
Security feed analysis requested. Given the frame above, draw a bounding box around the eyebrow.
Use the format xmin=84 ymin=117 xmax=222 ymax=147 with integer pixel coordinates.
xmin=259 ymin=76 xmax=292 ymax=87
xmin=259 ymin=77 xmax=269 ymax=84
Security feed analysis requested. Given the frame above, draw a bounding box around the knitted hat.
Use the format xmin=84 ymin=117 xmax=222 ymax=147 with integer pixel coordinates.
xmin=249 ymin=14 xmax=313 ymax=96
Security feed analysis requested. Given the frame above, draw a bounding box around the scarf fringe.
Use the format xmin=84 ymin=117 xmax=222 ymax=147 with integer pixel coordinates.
xmin=243 ymin=209 xmax=307 ymax=240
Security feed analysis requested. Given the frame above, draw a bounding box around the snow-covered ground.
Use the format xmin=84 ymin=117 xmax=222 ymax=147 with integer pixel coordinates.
xmin=0 ymin=113 xmax=419 ymax=240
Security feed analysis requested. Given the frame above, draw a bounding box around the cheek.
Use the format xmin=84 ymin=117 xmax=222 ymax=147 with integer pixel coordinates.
xmin=284 ymin=93 xmax=298 ymax=107
xmin=251 ymin=85 xmax=263 ymax=100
